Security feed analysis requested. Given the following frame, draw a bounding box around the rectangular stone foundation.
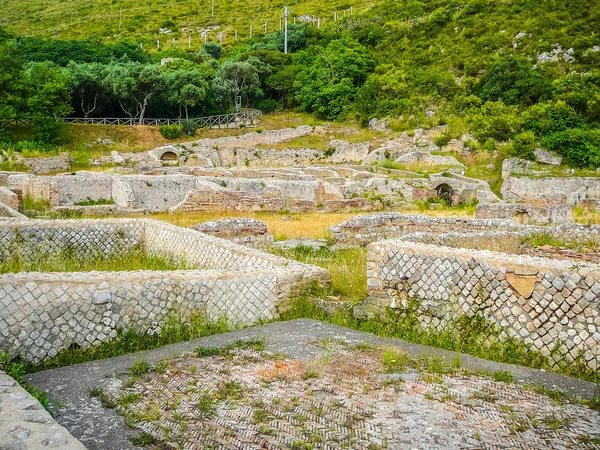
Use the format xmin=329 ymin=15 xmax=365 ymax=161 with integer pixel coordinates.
xmin=0 ymin=219 xmax=329 ymax=363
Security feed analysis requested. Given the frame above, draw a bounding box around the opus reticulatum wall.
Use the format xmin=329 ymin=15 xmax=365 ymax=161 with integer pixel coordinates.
xmin=0 ymin=219 xmax=329 ymax=364
xmin=366 ymin=239 xmax=600 ymax=371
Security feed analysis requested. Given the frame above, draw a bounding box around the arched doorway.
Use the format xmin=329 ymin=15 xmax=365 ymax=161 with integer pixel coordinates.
xmin=435 ymin=183 xmax=454 ymax=206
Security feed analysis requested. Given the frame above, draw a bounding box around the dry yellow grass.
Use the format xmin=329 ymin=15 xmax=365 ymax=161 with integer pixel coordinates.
xmin=147 ymin=210 xmax=360 ymax=240
xmin=573 ymin=207 xmax=600 ymax=225
xmin=145 ymin=207 xmax=476 ymax=240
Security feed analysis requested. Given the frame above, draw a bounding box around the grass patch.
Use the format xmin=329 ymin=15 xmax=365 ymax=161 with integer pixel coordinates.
xmin=0 ymin=244 xmax=193 ymax=274
xmin=19 ymin=196 xmax=83 ymax=219
xmin=145 ymin=210 xmax=359 ymax=241
xmin=194 ymin=338 xmax=265 ymax=357
xmin=73 ymin=197 xmax=115 ymax=207
xmin=268 ymin=245 xmax=367 ymax=302
xmin=522 ymin=232 xmax=598 ymax=252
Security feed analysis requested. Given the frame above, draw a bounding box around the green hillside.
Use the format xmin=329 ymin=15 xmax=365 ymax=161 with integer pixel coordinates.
xmin=0 ymin=0 xmax=374 ymax=42
xmin=2 ymin=0 xmax=600 ymax=171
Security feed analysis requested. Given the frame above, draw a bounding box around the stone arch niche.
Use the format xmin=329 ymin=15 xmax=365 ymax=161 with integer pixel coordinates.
xmin=435 ymin=183 xmax=455 ymax=206
xmin=160 ymin=151 xmax=179 ymax=166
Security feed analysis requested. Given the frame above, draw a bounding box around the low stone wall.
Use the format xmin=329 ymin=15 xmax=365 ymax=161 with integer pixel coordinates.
xmin=0 ymin=219 xmax=329 ymax=363
xmin=18 ymin=153 xmax=72 ymax=174
xmin=365 ymin=240 xmax=600 ymax=371
xmin=192 ymin=218 xmax=272 ymax=247
xmin=328 ymin=213 xmax=526 ymax=245
xmin=0 ymin=370 xmax=86 ymax=449
xmin=0 ymin=186 xmax=19 ymax=209
xmin=501 ymin=176 xmax=600 ymax=204
xmin=400 ymin=230 xmax=600 ymax=264
xmin=0 ymin=200 xmax=27 ymax=220
xmin=181 ymin=125 xmax=314 ymax=150
xmin=329 ymin=212 xmax=600 ymax=246
xmin=476 ymin=203 xmax=574 ymax=225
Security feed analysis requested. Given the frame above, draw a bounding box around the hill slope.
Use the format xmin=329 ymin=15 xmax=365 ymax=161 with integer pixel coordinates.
xmin=0 ymin=0 xmax=376 ymax=42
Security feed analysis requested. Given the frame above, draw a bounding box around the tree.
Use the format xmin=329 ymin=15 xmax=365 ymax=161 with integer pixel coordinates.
xmin=294 ymin=39 xmax=375 ymax=120
xmin=264 ymin=23 xmax=308 ymax=53
xmin=0 ymin=40 xmax=24 ymax=118
xmin=203 ymin=42 xmax=222 ymax=60
xmin=475 ymin=56 xmax=552 ymax=106
xmin=23 ymin=62 xmax=72 ymax=142
xmin=213 ymin=60 xmax=261 ymax=109
xmin=67 ymin=61 xmax=105 ymax=117
xmin=165 ymin=70 xmax=209 ymax=119
xmin=103 ymin=61 xmax=165 ymax=124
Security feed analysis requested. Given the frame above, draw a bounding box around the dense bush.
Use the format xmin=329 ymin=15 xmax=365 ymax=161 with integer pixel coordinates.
xmin=542 ymin=128 xmax=600 ymax=168
xmin=159 ymin=124 xmax=181 ymax=139
xmin=257 ymin=99 xmax=278 ymax=113
xmin=203 ymin=43 xmax=222 ymax=60
xmin=471 ymin=101 xmax=523 ymax=142
xmin=508 ymin=131 xmax=537 ymax=160
xmin=475 ymin=56 xmax=552 ymax=106
xmin=180 ymin=120 xmax=198 ymax=136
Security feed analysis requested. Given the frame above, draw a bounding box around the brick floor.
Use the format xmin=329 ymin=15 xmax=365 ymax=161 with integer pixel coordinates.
xmin=106 ymin=343 xmax=600 ymax=450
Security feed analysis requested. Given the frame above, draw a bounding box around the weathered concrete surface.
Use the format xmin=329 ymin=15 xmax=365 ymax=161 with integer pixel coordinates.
xmin=476 ymin=202 xmax=574 ymax=225
xmin=501 ymin=175 xmax=600 ymax=204
xmin=0 ymin=370 xmax=86 ymax=450
xmin=26 ymin=320 xmax=600 ymax=450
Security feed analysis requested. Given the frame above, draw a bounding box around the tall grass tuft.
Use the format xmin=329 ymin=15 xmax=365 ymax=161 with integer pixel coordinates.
xmin=268 ymin=246 xmax=367 ymax=302
xmin=0 ymin=244 xmax=193 ymax=274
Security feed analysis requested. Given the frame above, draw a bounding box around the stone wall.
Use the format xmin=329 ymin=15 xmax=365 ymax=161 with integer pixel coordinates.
xmin=0 ymin=186 xmax=19 ymax=209
xmin=181 ymin=125 xmax=313 ymax=150
xmin=0 ymin=370 xmax=86 ymax=449
xmin=328 ymin=213 xmax=526 ymax=245
xmin=18 ymin=153 xmax=71 ymax=174
xmin=0 ymin=219 xmax=329 ymax=363
xmin=400 ymin=230 xmax=600 ymax=264
xmin=365 ymin=240 xmax=600 ymax=371
xmin=501 ymin=176 xmax=600 ymax=204
xmin=476 ymin=203 xmax=574 ymax=225
xmin=192 ymin=218 xmax=272 ymax=247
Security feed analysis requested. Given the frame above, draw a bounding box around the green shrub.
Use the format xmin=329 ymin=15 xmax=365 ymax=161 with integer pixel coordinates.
xmin=472 ymin=101 xmax=524 ymax=142
xmin=203 ymin=42 xmax=222 ymax=60
xmin=509 ymin=131 xmax=537 ymax=160
xmin=434 ymin=131 xmax=453 ymax=147
xmin=542 ymin=128 xmax=600 ymax=168
xmin=257 ymin=99 xmax=278 ymax=113
xmin=181 ymin=120 xmax=198 ymax=137
xmin=159 ymin=124 xmax=181 ymax=139
xmin=475 ymin=56 xmax=552 ymax=106
xmin=523 ymin=101 xmax=584 ymax=137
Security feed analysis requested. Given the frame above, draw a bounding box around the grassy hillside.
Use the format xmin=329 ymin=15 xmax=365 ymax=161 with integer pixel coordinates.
xmin=0 ymin=0 xmax=376 ymax=42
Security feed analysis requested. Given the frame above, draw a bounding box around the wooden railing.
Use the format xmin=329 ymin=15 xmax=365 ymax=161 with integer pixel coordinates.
xmin=0 ymin=110 xmax=262 ymax=128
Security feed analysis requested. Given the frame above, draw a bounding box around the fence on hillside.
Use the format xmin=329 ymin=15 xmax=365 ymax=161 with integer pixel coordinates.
xmin=0 ymin=110 xmax=262 ymax=129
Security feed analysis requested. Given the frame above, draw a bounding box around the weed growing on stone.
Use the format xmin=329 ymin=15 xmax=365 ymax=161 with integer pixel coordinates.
xmin=24 ymin=312 xmax=230 ymax=373
xmin=128 ymin=359 xmax=150 ymax=377
xmin=195 ymin=339 xmax=265 ymax=357
xmin=281 ymin=292 xmax=600 ymax=387
xmin=0 ymin=352 xmax=51 ymax=411
xmin=492 ymin=371 xmax=514 ymax=383
xmin=73 ymin=197 xmax=115 ymax=207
